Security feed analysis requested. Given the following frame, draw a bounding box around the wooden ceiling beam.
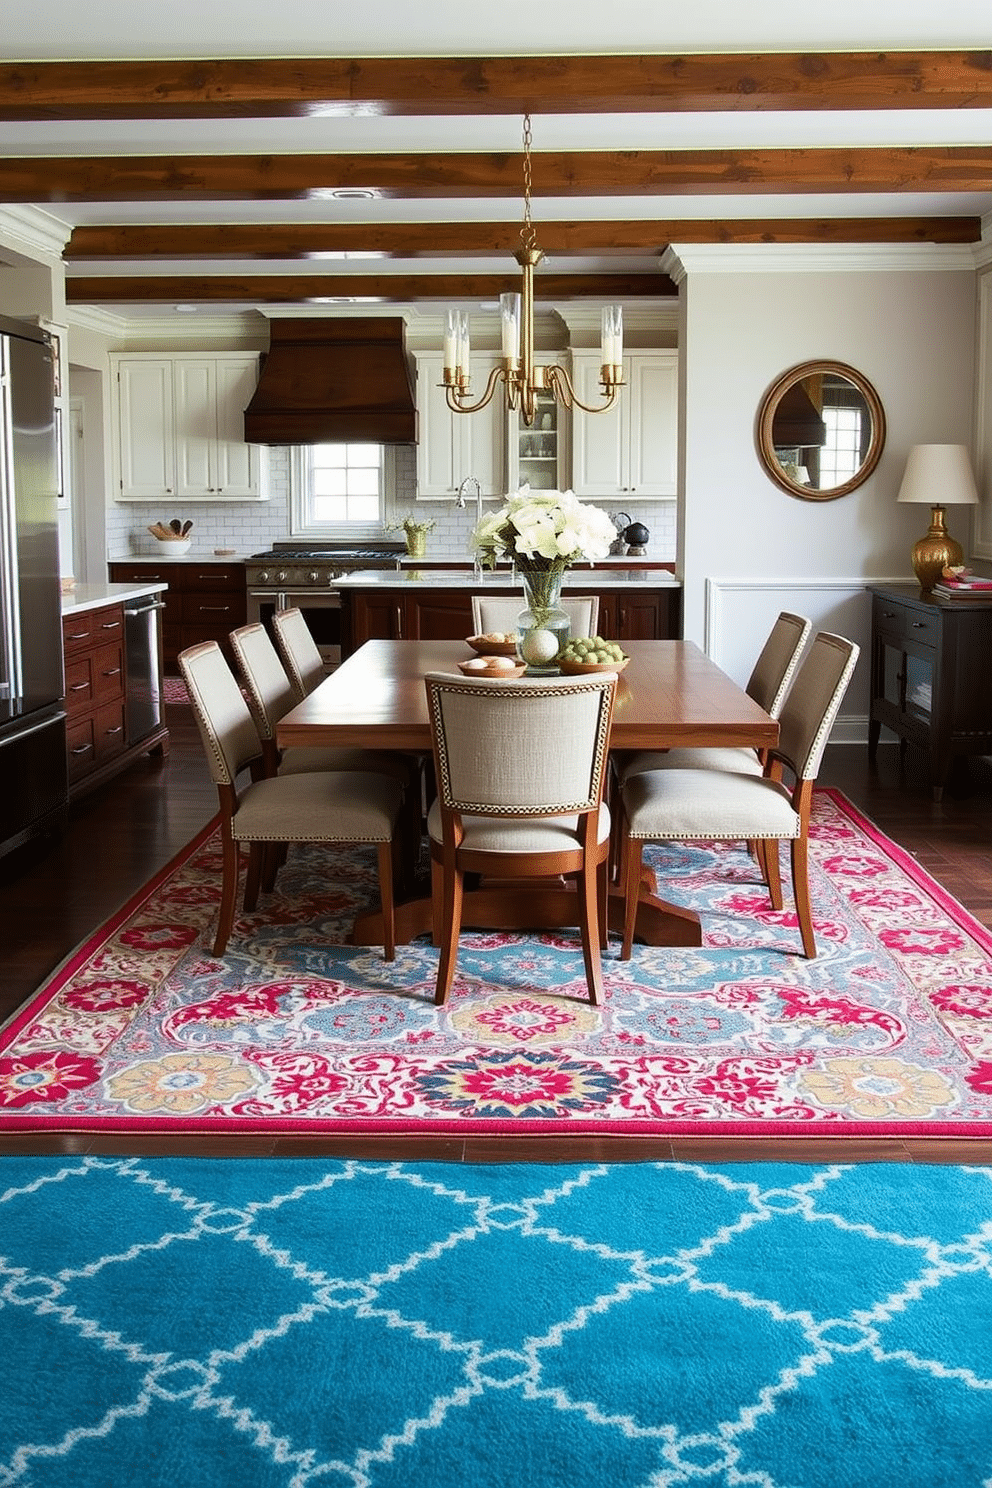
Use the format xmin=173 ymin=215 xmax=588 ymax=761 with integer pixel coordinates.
xmin=63 ymin=216 xmax=982 ymax=260
xmin=8 ymin=147 xmax=992 ymax=202
xmin=64 ymin=272 xmax=676 ymax=303
xmin=1 ymin=51 xmax=991 ymax=120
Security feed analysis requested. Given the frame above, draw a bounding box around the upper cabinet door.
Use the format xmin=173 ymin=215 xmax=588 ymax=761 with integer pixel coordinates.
xmin=213 ymin=357 xmax=262 ymax=496
xmin=569 ymin=349 xmax=678 ymax=498
xmin=115 ymin=358 xmax=176 ymax=499
xmin=414 ymin=352 xmax=504 ymax=500
xmin=627 ymin=353 xmax=678 ymax=497
xmin=112 ymin=353 xmax=266 ymax=502
xmin=569 ymin=352 xmax=625 ymax=496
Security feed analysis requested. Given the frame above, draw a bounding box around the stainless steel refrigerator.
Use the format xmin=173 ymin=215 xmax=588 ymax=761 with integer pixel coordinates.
xmin=0 ymin=314 xmax=67 ymax=859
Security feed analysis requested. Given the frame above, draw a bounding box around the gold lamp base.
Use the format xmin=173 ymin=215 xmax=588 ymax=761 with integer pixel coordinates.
xmin=911 ymin=505 xmax=964 ymax=593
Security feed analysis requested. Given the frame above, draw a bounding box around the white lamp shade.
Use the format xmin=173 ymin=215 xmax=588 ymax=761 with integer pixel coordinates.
xmin=897 ymin=444 xmax=980 ymax=506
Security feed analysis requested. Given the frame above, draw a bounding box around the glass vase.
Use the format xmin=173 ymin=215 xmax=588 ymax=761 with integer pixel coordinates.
xmin=517 ymin=566 xmax=570 ymax=673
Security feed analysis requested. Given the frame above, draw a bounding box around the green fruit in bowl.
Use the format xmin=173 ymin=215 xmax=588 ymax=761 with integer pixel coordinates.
xmin=562 ymin=635 xmax=625 ymax=664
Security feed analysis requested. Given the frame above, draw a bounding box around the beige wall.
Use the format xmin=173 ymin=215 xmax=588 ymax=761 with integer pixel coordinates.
xmin=673 ymin=257 xmax=977 ymax=734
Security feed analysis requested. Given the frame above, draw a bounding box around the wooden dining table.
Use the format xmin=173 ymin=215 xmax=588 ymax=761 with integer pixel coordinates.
xmin=276 ymin=638 xmax=779 ymax=949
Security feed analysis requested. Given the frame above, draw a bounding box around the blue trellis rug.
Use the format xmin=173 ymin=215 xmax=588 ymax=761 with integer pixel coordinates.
xmin=1 ymin=1155 xmax=991 ymax=1488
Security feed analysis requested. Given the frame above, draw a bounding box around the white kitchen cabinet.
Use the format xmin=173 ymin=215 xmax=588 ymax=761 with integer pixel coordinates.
xmin=414 ymin=351 xmax=505 ymax=500
xmin=112 ymin=352 xmax=267 ymax=502
xmin=569 ymin=350 xmax=678 ymax=498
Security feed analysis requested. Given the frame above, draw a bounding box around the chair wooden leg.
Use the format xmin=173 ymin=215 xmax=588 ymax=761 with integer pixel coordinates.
xmin=430 ymin=857 xmax=443 ymax=947
xmin=377 ymin=841 xmax=396 ymax=961
xmin=597 ymin=857 xmax=609 ymax=949
xmin=576 ymin=859 xmax=603 ymax=1005
xmin=243 ymin=842 xmax=265 ymax=912
xmin=260 ymin=842 xmax=284 ymax=894
xmin=621 ymin=836 xmax=643 ymax=960
xmin=791 ymin=835 xmax=816 ymax=957
xmin=434 ymin=863 xmax=463 ymax=1006
xmin=213 ymin=830 xmax=241 ymax=956
xmin=763 ymin=838 xmax=784 ymax=910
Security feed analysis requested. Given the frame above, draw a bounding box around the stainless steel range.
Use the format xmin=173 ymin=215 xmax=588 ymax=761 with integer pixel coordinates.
xmin=245 ymin=544 xmax=403 ymax=667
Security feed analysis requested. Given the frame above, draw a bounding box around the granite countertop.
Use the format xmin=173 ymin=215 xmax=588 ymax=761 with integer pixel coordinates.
xmin=335 ymin=568 xmax=680 ymax=591
xmin=62 ymin=581 xmax=168 ymax=616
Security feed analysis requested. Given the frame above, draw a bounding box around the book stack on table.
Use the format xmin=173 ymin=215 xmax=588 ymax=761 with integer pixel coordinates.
xmin=932 ymin=571 xmax=992 ymax=600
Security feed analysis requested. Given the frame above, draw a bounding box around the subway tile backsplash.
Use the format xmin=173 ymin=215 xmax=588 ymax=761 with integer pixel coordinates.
xmin=106 ymin=445 xmax=676 ymax=563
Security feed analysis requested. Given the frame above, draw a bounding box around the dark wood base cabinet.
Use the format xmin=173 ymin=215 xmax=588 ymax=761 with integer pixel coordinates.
xmin=868 ymin=583 xmax=992 ymax=800
xmin=341 ymin=583 xmax=681 ymax=654
xmin=109 ymin=561 xmax=247 ymax=672
xmin=62 ymin=601 xmax=169 ymax=799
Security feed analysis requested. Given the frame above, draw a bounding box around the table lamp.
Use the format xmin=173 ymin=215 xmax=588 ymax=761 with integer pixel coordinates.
xmin=896 ymin=443 xmax=980 ymax=593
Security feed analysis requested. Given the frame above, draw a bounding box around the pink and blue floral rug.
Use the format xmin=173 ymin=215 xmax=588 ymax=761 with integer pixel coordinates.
xmin=2 ymin=789 xmax=991 ymax=1136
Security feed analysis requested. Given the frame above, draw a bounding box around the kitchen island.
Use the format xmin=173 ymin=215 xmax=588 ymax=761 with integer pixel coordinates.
xmin=336 ymin=567 xmax=682 ymax=655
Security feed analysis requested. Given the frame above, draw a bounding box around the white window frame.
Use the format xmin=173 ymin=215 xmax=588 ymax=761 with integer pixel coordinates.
xmin=289 ymin=443 xmax=399 ymax=538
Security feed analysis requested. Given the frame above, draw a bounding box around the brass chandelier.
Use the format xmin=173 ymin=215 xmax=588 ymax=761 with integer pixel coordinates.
xmin=442 ymin=114 xmax=624 ymax=428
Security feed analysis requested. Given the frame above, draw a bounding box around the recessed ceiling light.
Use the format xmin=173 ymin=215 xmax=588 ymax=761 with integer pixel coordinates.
xmin=329 ymin=189 xmax=377 ymax=201
xmin=174 ymin=304 xmax=199 ymax=313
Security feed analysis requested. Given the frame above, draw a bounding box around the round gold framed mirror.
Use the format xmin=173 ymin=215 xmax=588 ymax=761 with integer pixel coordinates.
xmin=757 ymin=360 xmax=886 ymax=501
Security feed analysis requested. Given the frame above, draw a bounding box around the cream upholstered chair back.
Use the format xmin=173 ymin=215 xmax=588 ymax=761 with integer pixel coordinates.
xmin=178 ymin=640 xmax=263 ymax=787
xmin=746 ymin=611 xmax=812 ymax=716
xmin=774 ymin=631 xmax=860 ymax=781
xmin=471 ymin=593 xmax=600 ymax=639
xmin=426 ymin=671 xmax=615 ymax=817
xmin=270 ymin=607 xmax=327 ymax=698
xmin=230 ymin=623 xmax=298 ymax=741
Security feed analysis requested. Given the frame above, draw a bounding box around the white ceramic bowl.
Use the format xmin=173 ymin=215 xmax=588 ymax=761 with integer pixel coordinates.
xmin=153 ymin=537 xmax=192 ymax=556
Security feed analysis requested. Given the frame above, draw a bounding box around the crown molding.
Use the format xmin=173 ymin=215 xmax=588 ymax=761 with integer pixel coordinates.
xmin=663 ymin=242 xmax=980 ymax=278
xmin=0 ymin=206 xmax=71 ymax=264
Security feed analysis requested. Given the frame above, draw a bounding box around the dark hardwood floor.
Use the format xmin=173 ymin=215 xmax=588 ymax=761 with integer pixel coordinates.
xmin=2 ymin=697 xmax=991 ymax=1164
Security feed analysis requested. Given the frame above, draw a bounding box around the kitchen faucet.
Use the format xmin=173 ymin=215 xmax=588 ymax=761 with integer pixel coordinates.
xmin=456 ymin=476 xmax=485 ymax=579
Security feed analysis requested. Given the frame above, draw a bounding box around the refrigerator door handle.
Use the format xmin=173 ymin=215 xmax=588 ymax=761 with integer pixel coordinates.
xmin=0 ymin=707 xmax=66 ymax=747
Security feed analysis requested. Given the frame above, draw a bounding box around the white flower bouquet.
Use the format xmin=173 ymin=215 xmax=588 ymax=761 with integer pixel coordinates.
xmin=470 ymin=485 xmax=617 ymax=573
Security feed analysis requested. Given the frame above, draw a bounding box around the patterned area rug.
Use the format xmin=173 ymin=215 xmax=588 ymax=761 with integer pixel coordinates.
xmin=161 ymin=675 xmax=190 ymax=706
xmin=2 ymin=789 xmax=992 ymax=1136
xmin=2 ymin=1155 xmax=991 ymax=1488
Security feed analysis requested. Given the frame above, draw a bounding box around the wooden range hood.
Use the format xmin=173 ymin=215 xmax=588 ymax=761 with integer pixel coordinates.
xmin=244 ymin=317 xmax=417 ymax=445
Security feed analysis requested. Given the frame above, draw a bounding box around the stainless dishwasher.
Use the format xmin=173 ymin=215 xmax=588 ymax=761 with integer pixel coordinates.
xmin=123 ymin=595 xmax=166 ymax=743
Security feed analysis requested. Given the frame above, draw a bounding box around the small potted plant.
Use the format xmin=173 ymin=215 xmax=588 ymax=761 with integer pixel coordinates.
xmin=389 ymin=514 xmax=436 ymax=558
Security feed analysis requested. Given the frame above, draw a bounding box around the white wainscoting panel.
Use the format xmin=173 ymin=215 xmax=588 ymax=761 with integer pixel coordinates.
xmin=703 ymin=577 xmax=904 ymax=745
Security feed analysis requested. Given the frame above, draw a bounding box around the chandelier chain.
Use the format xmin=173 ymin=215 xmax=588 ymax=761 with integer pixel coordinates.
xmin=520 ymin=113 xmax=536 ymax=255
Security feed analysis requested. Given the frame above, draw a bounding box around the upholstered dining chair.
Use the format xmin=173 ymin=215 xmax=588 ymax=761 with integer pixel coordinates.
xmin=270 ymin=606 xmax=328 ymax=699
xmin=230 ymin=622 xmax=413 ymax=784
xmin=621 ymin=610 xmax=812 ymax=781
xmin=424 ymin=669 xmax=617 ymax=1007
xmin=179 ymin=639 xmax=404 ymax=960
xmin=618 ymin=631 xmax=859 ymax=961
xmin=471 ymin=593 xmax=600 ymax=639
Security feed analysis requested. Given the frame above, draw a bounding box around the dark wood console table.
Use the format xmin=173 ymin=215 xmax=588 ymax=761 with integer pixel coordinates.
xmin=867 ymin=582 xmax=992 ymax=800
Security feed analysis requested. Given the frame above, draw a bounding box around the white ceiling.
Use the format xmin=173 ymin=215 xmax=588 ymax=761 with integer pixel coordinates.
xmin=4 ymin=1 xmax=991 ymax=322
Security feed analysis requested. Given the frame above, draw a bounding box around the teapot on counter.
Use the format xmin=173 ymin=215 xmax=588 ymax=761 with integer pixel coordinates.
xmin=623 ymin=521 xmax=650 ymax=555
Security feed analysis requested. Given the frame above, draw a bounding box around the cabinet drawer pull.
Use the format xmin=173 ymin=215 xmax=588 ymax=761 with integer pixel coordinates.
xmin=70 ymin=742 xmax=93 ymax=756
xmin=911 ymin=621 xmax=928 ymax=629
xmin=395 ymin=605 xmax=403 ymax=638
xmin=101 ymin=667 xmax=122 ymax=677
xmin=104 ymin=725 xmax=124 ymax=736
xmin=199 ymin=605 xmax=231 ymax=613
xmin=881 ymin=610 xmax=896 ymax=619
xmin=69 ymin=682 xmax=90 ymax=692
xmin=66 ymin=630 xmax=89 ymax=641
xmin=100 ymin=620 xmax=122 ymax=630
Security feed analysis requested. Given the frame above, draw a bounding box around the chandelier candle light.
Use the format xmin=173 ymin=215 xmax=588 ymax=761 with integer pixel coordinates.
xmin=442 ymin=115 xmax=624 ymax=427
xmin=472 ymin=486 xmax=617 ymax=671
